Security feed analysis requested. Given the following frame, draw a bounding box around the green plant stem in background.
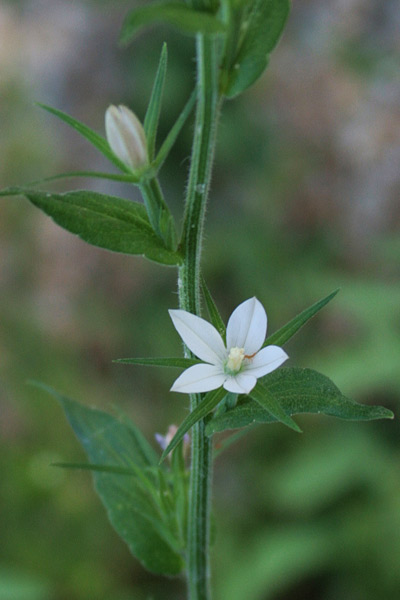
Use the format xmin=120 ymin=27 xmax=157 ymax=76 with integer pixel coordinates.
xmin=178 ymin=33 xmax=221 ymax=600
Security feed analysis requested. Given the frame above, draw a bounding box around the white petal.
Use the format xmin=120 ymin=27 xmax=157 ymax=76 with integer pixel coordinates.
xmin=169 ymin=309 xmax=226 ymax=364
xmin=244 ymin=345 xmax=288 ymax=378
xmin=226 ymin=297 xmax=267 ymax=355
xmin=170 ymin=364 xmax=225 ymax=394
xmin=223 ymin=373 xmax=257 ymax=395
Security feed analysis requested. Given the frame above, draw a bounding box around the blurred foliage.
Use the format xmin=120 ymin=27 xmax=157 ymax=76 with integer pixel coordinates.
xmin=0 ymin=0 xmax=399 ymax=599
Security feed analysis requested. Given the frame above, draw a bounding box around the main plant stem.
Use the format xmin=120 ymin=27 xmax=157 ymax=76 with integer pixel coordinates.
xmin=178 ymin=34 xmax=220 ymax=600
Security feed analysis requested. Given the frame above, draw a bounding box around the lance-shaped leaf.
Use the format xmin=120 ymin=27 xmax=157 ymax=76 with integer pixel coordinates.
xmin=33 ymin=383 xmax=185 ymax=576
xmin=144 ymin=44 xmax=168 ymax=160
xmin=161 ymin=387 xmax=227 ymax=461
xmin=264 ymin=289 xmax=339 ymax=348
xmin=37 ymin=103 xmax=131 ymax=173
xmin=0 ymin=187 xmax=182 ymax=266
xmin=114 ymin=357 xmax=202 ymax=368
xmin=224 ymin=0 xmax=290 ymax=98
xmin=206 ymin=368 xmax=394 ymax=435
xmin=120 ymin=1 xmax=226 ymax=46
xmin=249 ymin=380 xmax=302 ymax=433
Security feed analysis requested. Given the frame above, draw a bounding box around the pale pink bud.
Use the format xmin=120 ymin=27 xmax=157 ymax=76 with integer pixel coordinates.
xmin=105 ymin=104 xmax=148 ymax=170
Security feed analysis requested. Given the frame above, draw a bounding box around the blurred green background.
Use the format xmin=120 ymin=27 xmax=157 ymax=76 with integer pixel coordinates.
xmin=1 ymin=1 xmax=399 ymax=599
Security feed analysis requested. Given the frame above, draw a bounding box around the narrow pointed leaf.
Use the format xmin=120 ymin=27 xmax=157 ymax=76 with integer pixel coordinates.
xmin=201 ymin=277 xmax=226 ymax=340
xmin=120 ymin=2 xmax=226 ymax=46
xmin=1 ymin=187 xmax=182 ymax=266
xmin=264 ymin=289 xmax=339 ymax=348
xmin=114 ymin=357 xmax=202 ymax=368
xmin=206 ymin=368 xmax=394 ymax=434
xmin=250 ymin=381 xmax=302 ymax=433
xmin=225 ymin=0 xmax=290 ymax=98
xmin=32 ymin=382 xmax=184 ymax=575
xmin=153 ymin=89 xmax=196 ymax=172
xmin=26 ymin=171 xmax=141 ymax=186
xmin=161 ymin=387 xmax=226 ymax=462
xmin=144 ymin=44 xmax=168 ymax=160
xmin=36 ymin=103 xmax=131 ymax=173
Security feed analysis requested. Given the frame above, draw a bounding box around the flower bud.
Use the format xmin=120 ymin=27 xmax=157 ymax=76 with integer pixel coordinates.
xmin=105 ymin=104 xmax=148 ymax=170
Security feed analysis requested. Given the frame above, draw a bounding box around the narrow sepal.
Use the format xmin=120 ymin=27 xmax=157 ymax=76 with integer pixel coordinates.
xmin=201 ymin=277 xmax=226 ymax=340
xmin=114 ymin=357 xmax=202 ymax=368
xmin=249 ymin=381 xmax=302 ymax=433
xmin=22 ymin=171 xmax=141 ymax=186
xmin=264 ymin=289 xmax=339 ymax=348
xmin=153 ymin=89 xmax=196 ymax=172
xmin=160 ymin=387 xmax=226 ymax=462
xmin=144 ymin=43 xmax=168 ymax=160
xmin=36 ymin=103 xmax=131 ymax=173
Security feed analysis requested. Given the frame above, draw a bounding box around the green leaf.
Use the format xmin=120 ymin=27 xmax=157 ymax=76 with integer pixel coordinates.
xmin=114 ymin=357 xmax=202 ymax=368
xmin=249 ymin=381 xmax=302 ymax=432
xmin=224 ymin=0 xmax=290 ymax=98
xmin=201 ymin=277 xmax=226 ymax=340
xmin=26 ymin=171 xmax=141 ymax=185
xmin=265 ymin=289 xmax=339 ymax=348
xmin=153 ymin=89 xmax=196 ymax=172
xmin=161 ymin=387 xmax=226 ymax=461
xmin=206 ymin=368 xmax=394 ymax=435
xmin=1 ymin=187 xmax=182 ymax=266
xmin=120 ymin=1 xmax=226 ymax=46
xmin=33 ymin=382 xmax=184 ymax=576
xmin=36 ymin=103 xmax=131 ymax=173
xmin=144 ymin=44 xmax=168 ymax=160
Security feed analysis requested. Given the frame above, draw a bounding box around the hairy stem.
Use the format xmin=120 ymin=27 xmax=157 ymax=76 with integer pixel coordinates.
xmin=178 ymin=34 xmax=221 ymax=600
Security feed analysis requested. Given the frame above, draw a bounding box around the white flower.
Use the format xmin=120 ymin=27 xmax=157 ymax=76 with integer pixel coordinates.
xmin=169 ymin=298 xmax=288 ymax=395
xmin=105 ymin=104 xmax=148 ymax=170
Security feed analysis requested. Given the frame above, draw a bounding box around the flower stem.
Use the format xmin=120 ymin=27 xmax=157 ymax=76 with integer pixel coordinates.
xmin=178 ymin=34 xmax=221 ymax=600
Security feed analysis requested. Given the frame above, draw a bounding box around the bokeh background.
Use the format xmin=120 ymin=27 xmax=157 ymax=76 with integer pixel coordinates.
xmin=1 ymin=1 xmax=399 ymax=599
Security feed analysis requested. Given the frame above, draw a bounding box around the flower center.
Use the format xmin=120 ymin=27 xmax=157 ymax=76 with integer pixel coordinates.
xmin=225 ymin=347 xmax=245 ymax=374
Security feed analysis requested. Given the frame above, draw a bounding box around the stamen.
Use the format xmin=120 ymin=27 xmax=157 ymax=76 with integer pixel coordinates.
xmin=225 ymin=347 xmax=245 ymax=373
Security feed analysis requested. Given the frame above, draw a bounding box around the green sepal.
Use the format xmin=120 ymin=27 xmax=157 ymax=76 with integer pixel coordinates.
xmin=223 ymin=0 xmax=290 ymax=98
xmin=206 ymin=368 xmax=394 ymax=435
xmin=152 ymin=89 xmax=196 ymax=173
xmin=249 ymin=380 xmax=302 ymax=433
xmin=120 ymin=1 xmax=226 ymax=46
xmin=264 ymin=289 xmax=339 ymax=348
xmin=201 ymin=277 xmax=226 ymax=340
xmin=161 ymin=387 xmax=227 ymax=462
xmin=144 ymin=44 xmax=168 ymax=160
xmin=24 ymin=171 xmax=141 ymax=186
xmin=0 ymin=187 xmax=183 ymax=266
xmin=31 ymin=382 xmax=185 ymax=576
xmin=36 ymin=103 xmax=131 ymax=174
xmin=114 ymin=357 xmax=202 ymax=368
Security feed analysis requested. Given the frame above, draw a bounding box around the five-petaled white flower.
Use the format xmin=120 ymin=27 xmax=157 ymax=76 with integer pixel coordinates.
xmin=169 ymin=298 xmax=288 ymax=395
